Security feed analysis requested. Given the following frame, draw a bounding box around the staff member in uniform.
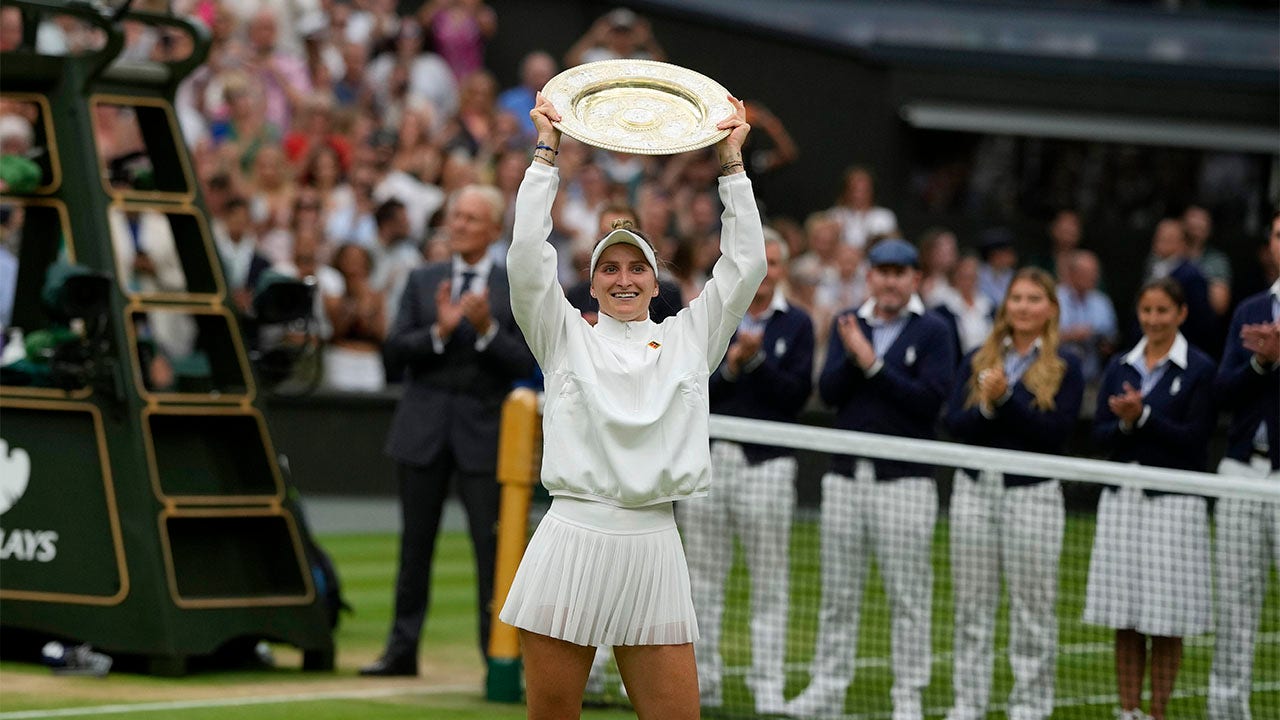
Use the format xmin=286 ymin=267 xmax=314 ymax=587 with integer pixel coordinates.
xmin=1084 ymin=277 xmax=1217 ymax=720
xmin=500 ymin=92 xmax=764 ymax=720
xmin=789 ymin=238 xmax=956 ymax=720
xmin=680 ymin=227 xmax=814 ymax=714
xmin=1209 ymin=211 xmax=1280 ymax=720
xmin=944 ymin=267 xmax=1084 ymax=720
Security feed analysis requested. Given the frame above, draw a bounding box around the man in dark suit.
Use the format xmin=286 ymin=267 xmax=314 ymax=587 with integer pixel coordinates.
xmin=361 ymin=184 xmax=535 ymax=676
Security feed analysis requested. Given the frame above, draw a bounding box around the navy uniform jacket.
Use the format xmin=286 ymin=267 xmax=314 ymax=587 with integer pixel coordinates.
xmin=708 ymin=300 xmax=815 ymax=464
xmin=1217 ymin=288 xmax=1280 ymax=470
xmin=1093 ymin=336 xmax=1217 ymax=495
xmin=382 ymin=261 xmax=536 ymax=471
xmin=819 ymin=307 xmax=956 ymax=479
xmin=946 ymin=348 xmax=1084 ymax=487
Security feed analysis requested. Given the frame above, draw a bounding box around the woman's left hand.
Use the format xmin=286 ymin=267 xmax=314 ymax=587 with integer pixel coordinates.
xmin=714 ymin=94 xmax=750 ymax=169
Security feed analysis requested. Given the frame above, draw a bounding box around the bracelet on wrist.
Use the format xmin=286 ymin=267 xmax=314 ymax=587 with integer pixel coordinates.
xmin=721 ymin=160 xmax=744 ymax=174
xmin=535 ymin=142 xmax=559 ymax=155
xmin=532 ymin=154 xmax=555 ymax=167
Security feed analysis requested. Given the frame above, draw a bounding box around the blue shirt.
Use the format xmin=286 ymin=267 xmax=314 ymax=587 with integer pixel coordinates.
xmin=1057 ymin=285 xmax=1118 ymax=382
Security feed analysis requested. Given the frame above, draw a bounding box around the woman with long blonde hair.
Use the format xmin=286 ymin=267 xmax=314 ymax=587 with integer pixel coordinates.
xmin=943 ymin=267 xmax=1085 ymax=720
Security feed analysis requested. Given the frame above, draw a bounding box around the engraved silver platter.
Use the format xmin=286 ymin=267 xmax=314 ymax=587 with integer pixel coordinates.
xmin=542 ymin=59 xmax=734 ymax=156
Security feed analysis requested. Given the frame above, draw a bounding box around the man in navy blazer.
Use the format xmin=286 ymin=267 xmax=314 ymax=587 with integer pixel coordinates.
xmin=789 ymin=239 xmax=956 ymax=720
xmin=1209 ymin=211 xmax=1280 ymax=719
xmin=362 ymin=185 xmax=535 ymax=677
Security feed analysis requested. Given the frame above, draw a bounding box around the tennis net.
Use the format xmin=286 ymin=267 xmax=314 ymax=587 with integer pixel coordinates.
xmin=573 ymin=414 xmax=1280 ymax=719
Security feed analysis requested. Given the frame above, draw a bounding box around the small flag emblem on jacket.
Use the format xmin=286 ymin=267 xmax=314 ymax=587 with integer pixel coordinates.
xmin=648 ymin=341 xmax=661 ymax=349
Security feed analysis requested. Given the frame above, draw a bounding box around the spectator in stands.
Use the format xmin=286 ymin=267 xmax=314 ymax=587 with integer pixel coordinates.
xmin=244 ymin=8 xmax=311 ymax=131
xmin=976 ymin=226 xmax=1018 ymax=307
xmin=1145 ymin=218 xmax=1215 ymax=358
xmin=497 ymin=51 xmax=558 ymax=141
xmin=681 ymin=228 xmax=814 ymax=715
xmin=213 ymin=197 xmax=270 ymax=315
xmin=829 ymin=165 xmax=897 ymax=250
xmin=1084 ymin=276 xmax=1216 ymax=720
xmin=366 ymin=20 xmax=459 ymax=129
xmin=944 ymin=267 xmax=1084 ymax=720
xmin=323 ymin=243 xmax=387 ymax=391
xmin=370 ymin=198 xmax=423 ymax=317
xmin=789 ymin=211 xmax=841 ymax=315
xmin=261 ymin=188 xmax=322 ymax=267
xmin=500 ymin=91 xmax=760 ymax=720
xmin=740 ymin=100 xmax=798 ymax=179
xmin=933 ymin=254 xmax=994 ymax=355
xmin=790 ymin=239 xmax=955 ymax=720
xmin=917 ymin=226 xmax=958 ymax=307
xmin=564 ymin=7 xmax=667 ymax=66
xmin=1029 ymin=208 xmax=1082 ymax=281
xmin=812 ymin=243 xmax=867 ymax=339
xmin=367 ymin=129 xmax=446 ymax=242
xmin=1209 ymin=211 xmax=1280 ymax=720
xmin=209 ymin=71 xmax=280 ymax=173
xmin=332 ymin=41 xmax=377 ymax=111
xmin=282 ymin=92 xmax=351 ymax=169
xmin=363 ymin=183 xmax=533 ymax=676
xmin=1183 ymin=204 xmax=1232 ymax=319
xmin=247 ymin=143 xmax=296 ymax=234
xmin=418 ymin=0 xmax=498 ymax=81
xmin=1057 ymin=249 xmax=1118 ymax=383
xmin=0 ymin=7 xmax=23 ymax=53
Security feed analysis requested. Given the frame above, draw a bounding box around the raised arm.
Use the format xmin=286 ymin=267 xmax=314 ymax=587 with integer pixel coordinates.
xmin=685 ymin=95 xmax=768 ymax=370
xmin=506 ymin=93 xmax=573 ymax=368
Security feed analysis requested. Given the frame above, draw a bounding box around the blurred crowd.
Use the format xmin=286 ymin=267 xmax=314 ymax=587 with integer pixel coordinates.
xmin=0 ymin=0 xmax=1275 ymax=399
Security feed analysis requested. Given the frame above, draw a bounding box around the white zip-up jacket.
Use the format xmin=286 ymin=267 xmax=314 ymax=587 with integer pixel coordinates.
xmin=509 ymin=162 xmax=766 ymax=508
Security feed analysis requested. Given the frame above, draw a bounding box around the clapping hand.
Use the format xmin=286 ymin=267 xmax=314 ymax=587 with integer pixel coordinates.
xmin=836 ymin=313 xmax=877 ymax=371
xmin=726 ymin=330 xmax=763 ymax=375
xmin=1242 ymin=321 xmax=1280 ymax=365
xmin=435 ymin=280 xmax=464 ymax=339
xmin=460 ymin=288 xmax=492 ymax=336
xmin=977 ymin=366 xmax=1009 ymax=407
xmin=1108 ymin=381 xmax=1144 ymax=424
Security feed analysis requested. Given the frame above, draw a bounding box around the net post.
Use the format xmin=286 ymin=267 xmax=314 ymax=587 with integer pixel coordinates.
xmin=486 ymin=388 xmax=540 ymax=703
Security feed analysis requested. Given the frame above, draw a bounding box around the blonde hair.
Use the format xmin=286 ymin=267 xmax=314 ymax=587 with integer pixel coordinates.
xmin=966 ymin=267 xmax=1066 ymax=411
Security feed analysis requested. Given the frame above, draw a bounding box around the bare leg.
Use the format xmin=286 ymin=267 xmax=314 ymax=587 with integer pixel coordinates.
xmin=520 ymin=630 xmax=596 ymax=720
xmin=1148 ymin=636 xmax=1183 ymax=720
xmin=614 ymin=642 xmax=700 ymax=720
xmin=1115 ymin=629 xmax=1146 ymax=713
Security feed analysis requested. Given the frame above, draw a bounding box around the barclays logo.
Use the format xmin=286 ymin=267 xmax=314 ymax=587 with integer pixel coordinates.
xmin=0 ymin=437 xmax=59 ymax=563
xmin=0 ymin=438 xmax=30 ymax=515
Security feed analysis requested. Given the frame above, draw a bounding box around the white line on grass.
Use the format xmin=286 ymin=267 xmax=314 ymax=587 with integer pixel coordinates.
xmin=0 ymin=683 xmax=477 ymax=719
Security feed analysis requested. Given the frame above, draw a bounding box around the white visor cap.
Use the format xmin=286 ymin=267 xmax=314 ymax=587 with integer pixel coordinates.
xmin=588 ymin=228 xmax=658 ymax=277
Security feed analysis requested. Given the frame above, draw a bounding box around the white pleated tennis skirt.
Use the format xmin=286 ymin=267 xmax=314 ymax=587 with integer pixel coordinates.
xmin=499 ymin=496 xmax=699 ymax=647
xmin=1083 ymin=485 xmax=1212 ymax=636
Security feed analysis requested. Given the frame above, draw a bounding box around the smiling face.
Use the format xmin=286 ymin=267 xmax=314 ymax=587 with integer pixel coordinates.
xmin=1003 ymin=277 xmax=1056 ymax=338
xmin=590 ymin=243 xmax=658 ymax=323
xmin=1137 ymin=286 xmax=1187 ymax=347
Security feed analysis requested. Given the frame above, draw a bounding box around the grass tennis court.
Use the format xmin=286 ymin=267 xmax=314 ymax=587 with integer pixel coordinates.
xmin=1 ymin=516 xmax=1276 ymax=719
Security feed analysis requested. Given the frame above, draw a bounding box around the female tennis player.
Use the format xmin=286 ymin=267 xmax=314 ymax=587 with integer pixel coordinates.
xmin=500 ymin=91 xmax=765 ymax=720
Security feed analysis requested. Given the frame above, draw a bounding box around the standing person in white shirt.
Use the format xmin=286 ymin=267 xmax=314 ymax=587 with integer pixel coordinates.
xmin=501 ymin=92 xmax=764 ymax=720
xmin=829 ymin=165 xmax=897 ymax=250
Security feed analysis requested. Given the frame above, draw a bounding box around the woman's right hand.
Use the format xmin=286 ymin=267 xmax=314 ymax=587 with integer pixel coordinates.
xmin=530 ymin=92 xmax=562 ymax=148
